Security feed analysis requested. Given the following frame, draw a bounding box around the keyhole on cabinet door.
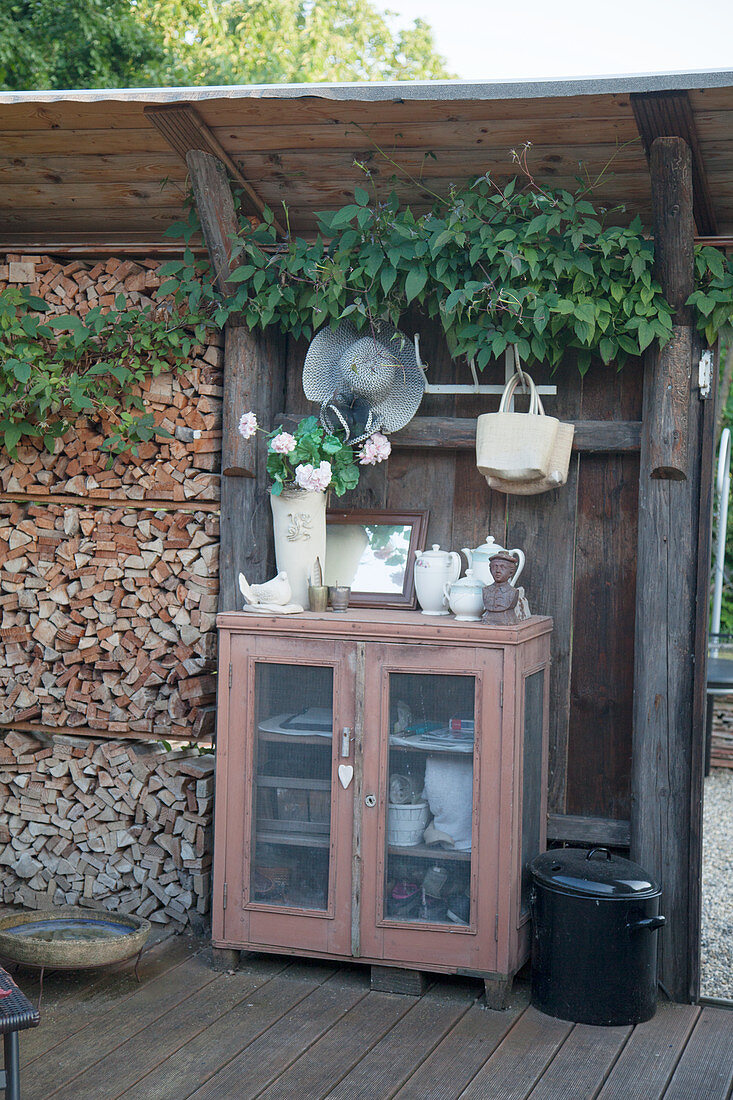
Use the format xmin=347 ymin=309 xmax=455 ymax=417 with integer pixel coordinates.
xmin=364 ymin=794 xmax=377 ymax=808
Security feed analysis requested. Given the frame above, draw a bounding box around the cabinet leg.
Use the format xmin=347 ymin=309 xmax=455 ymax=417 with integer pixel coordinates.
xmin=483 ymin=976 xmax=512 ymax=1010
xmin=371 ymin=965 xmax=428 ymax=996
xmin=211 ymin=947 xmax=241 ymax=971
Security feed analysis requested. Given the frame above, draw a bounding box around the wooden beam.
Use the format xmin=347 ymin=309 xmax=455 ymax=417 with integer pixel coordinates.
xmin=646 ymin=137 xmax=695 ymax=481
xmin=186 ymin=149 xmax=254 ymax=482
xmin=630 ymin=90 xmax=718 ymax=236
xmin=144 ymin=103 xmax=284 ymax=234
xmin=631 ymin=135 xmax=706 ymax=1003
xmin=276 ymin=413 xmax=642 ymax=453
xmin=186 ymin=148 xmax=286 ymax=613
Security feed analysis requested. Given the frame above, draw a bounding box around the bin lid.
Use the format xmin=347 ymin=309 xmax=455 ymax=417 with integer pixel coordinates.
xmin=530 ymin=848 xmax=661 ymax=899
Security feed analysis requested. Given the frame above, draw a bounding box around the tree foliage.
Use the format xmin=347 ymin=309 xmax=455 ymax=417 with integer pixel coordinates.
xmin=0 ymin=0 xmax=165 ymax=91
xmin=0 ymin=0 xmax=451 ymax=90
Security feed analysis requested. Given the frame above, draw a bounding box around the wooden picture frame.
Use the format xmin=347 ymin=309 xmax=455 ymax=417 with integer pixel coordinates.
xmin=325 ymin=509 xmax=429 ymax=609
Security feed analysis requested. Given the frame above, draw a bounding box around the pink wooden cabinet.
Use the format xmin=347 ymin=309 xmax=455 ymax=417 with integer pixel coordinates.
xmin=212 ymin=609 xmax=551 ymax=1005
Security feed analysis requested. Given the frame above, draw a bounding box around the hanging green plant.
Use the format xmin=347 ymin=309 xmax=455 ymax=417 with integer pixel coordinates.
xmin=0 ymin=284 xmax=209 ymax=457
xmin=161 ymin=165 xmax=733 ymax=377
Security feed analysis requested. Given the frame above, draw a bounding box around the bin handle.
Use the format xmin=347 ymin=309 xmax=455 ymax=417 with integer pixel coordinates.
xmin=628 ymin=915 xmax=666 ymax=933
xmin=586 ymin=847 xmax=612 ymax=862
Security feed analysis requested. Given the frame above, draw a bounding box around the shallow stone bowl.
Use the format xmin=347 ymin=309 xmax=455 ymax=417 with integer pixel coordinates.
xmin=0 ymin=907 xmax=151 ymax=969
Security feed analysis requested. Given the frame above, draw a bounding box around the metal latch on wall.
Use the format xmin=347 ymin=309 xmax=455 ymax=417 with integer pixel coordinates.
xmin=699 ymin=349 xmax=714 ymax=399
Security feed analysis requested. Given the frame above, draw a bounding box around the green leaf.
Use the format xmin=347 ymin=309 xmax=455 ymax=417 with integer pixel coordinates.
xmin=380 ymin=266 xmax=397 ymax=294
xmin=405 ymin=268 xmax=428 ymax=303
xmin=329 ymin=205 xmax=360 ymax=230
xmin=11 ymin=360 xmax=31 ymax=383
xmin=354 ymin=186 xmax=370 ymax=207
xmin=3 ymin=424 xmax=21 ymax=451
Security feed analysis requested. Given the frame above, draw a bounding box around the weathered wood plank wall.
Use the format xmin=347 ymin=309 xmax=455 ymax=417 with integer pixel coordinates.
xmin=282 ymin=314 xmax=643 ymax=823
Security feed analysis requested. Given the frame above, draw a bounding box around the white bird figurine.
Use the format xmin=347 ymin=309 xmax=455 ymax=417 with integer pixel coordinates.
xmin=238 ymin=571 xmax=292 ymax=607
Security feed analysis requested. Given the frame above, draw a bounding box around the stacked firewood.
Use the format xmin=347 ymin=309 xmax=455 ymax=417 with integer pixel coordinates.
xmin=0 ymin=502 xmax=218 ymax=739
xmin=0 ymin=731 xmax=214 ymax=927
xmin=0 ymin=255 xmax=223 ymax=503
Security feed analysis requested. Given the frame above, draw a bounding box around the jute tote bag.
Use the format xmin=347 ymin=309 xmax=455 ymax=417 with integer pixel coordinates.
xmin=476 ymin=371 xmax=559 ymax=482
xmin=485 ymin=420 xmax=575 ymax=494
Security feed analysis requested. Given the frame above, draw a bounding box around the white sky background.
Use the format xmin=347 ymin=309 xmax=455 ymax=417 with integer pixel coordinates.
xmin=384 ymin=0 xmax=733 ymax=81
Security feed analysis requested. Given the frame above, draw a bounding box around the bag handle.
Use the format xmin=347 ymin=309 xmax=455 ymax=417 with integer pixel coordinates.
xmin=498 ymin=371 xmax=545 ymax=416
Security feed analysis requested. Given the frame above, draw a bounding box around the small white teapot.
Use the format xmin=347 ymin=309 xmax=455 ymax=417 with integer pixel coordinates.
xmin=414 ymin=544 xmax=461 ymax=616
xmin=462 ymin=536 xmax=525 ymax=587
xmin=444 ymin=569 xmax=484 ymax=621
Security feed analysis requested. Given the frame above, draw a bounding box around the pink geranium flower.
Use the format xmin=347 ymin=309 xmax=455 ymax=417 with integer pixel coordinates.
xmin=238 ymin=411 xmax=258 ymax=440
xmin=295 ymin=461 xmax=332 ymax=492
xmin=358 ymin=432 xmax=391 ymax=466
xmin=270 ymin=432 xmax=297 ymax=454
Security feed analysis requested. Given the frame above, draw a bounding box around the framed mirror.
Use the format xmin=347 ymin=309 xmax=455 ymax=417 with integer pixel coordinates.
xmin=325 ymin=510 xmax=429 ymax=609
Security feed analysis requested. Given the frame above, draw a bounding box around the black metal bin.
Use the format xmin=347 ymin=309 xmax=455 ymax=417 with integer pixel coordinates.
xmin=529 ymin=847 xmax=665 ymax=1026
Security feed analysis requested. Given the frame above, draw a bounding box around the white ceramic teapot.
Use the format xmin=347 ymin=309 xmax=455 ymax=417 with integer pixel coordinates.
xmin=461 ymin=536 xmax=525 ymax=588
xmin=414 ymin=544 xmax=461 ymax=615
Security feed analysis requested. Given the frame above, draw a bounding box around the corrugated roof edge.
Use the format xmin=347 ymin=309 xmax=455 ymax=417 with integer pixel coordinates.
xmin=0 ymin=67 xmax=732 ymax=105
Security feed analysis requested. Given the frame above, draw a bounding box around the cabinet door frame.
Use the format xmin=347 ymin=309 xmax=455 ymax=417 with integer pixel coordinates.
xmin=220 ymin=633 xmax=357 ymax=957
xmin=359 ymin=641 xmax=504 ymax=973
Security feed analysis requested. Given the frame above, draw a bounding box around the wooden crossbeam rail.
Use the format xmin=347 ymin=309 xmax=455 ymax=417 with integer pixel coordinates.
xmin=631 ymin=90 xmax=718 ymax=236
xmin=276 ymin=413 xmax=642 ymax=454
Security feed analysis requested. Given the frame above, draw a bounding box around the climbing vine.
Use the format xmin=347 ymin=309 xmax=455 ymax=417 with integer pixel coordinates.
xmin=0 ymin=285 xmax=208 ymax=457
xmin=160 ymin=159 xmax=733 ymax=378
xmin=3 ymin=153 xmax=733 ymax=458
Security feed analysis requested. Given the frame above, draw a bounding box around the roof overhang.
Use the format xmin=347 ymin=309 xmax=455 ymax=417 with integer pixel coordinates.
xmin=1 ymin=69 xmax=732 ymax=251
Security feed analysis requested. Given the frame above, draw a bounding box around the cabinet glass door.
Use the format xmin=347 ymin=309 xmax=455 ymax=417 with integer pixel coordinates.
xmin=384 ymin=671 xmax=476 ymax=928
xmin=250 ymin=661 xmax=335 ymax=913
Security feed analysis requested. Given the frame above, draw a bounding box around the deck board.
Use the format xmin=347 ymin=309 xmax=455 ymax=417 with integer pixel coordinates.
xmin=526 ymin=1022 xmax=633 ymax=1099
xmin=19 ymin=932 xmax=199 ymax=1068
xmin=661 ymin=1007 xmax=733 ymax=1100
xmin=258 ymin=987 xmax=416 ymax=1100
xmin=391 ymin=997 xmax=529 ymax=1100
xmin=595 ymin=1003 xmax=701 ymax=1100
xmin=50 ymin=956 xmax=304 ymax=1100
xmin=2 ymin=946 xmax=731 ymax=1100
xmin=322 ymin=982 xmax=476 ymax=1099
xmin=456 ymin=1007 xmax=573 ymax=1100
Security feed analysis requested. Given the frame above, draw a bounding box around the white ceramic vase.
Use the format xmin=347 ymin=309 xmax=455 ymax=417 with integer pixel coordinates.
xmin=270 ymin=488 xmax=327 ymax=610
xmin=413 ymin=544 xmax=462 ymax=615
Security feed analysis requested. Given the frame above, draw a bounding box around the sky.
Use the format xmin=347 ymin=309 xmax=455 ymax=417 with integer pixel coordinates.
xmin=385 ymin=0 xmax=733 ymax=81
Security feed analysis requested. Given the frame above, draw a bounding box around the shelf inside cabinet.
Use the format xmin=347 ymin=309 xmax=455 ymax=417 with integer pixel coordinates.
xmin=255 ymin=829 xmax=330 ymax=849
xmin=389 ymin=736 xmax=473 ymax=755
xmin=387 ymin=843 xmax=471 ymax=862
xmin=257 ymin=729 xmax=333 ymax=747
xmin=255 ymin=775 xmax=332 ymax=791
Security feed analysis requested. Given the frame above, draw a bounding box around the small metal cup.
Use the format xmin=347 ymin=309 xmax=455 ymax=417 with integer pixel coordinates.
xmin=308 ymin=585 xmax=329 ymax=612
xmin=329 ymin=585 xmax=351 ymax=612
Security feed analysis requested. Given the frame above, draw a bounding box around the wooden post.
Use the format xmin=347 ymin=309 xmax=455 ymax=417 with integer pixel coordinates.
xmin=186 ymin=149 xmax=285 ymax=611
xmin=631 ymin=137 xmax=711 ymax=1002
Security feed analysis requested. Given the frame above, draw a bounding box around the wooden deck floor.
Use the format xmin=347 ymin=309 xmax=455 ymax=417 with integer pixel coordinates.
xmin=9 ymin=932 xmax=733 ymax=1100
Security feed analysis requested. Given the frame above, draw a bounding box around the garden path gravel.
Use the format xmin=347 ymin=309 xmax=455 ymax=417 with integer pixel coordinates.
xmin=701 ymin=767 xmax=733 ymax=999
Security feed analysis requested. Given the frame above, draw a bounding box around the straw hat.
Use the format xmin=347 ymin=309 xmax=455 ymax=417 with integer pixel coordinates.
xmin=303 ymin=319 xmax=425 ymax=444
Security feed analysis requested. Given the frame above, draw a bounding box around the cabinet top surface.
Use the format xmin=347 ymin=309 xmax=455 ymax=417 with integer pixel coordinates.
xmin=217 ymin=608 xmax=552 ymax=645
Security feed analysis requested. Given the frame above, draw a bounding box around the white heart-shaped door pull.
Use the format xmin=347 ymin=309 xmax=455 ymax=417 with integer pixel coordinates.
xmin=338 ymin=764 xmax=354 ymax=789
